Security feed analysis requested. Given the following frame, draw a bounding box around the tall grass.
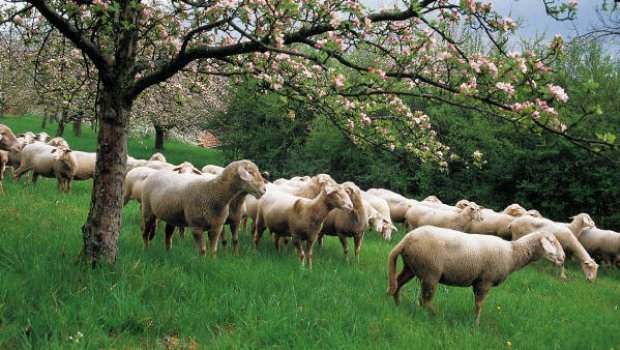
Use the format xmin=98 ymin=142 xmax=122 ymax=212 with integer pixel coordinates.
xmin=0 ymin=115 xmax=618 ymax=349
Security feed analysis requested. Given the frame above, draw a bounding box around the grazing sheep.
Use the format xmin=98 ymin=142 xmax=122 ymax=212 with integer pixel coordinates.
xmin=254 ymin=183 xmax=353 ymax=268
xmin=202 ymin=164 xmax=224 ymax=175
xmin=468 ymin=209 xmax=516 ymax=240
xmin=52 ymin=146 xmax=78 ymax=193
xmin=361 ymin=191 xmax=397 ymax=240
xmin=18 ymin=131 xmax=37 ymax=144
xmin=527 ymin=209 xmax=543 ymax=218
xmin=71 ymin=151 xmax=97 ymax=180
xmin=124 ymin=163 xmax=203 ymax=206
xmin=422 ymin=195 xmax=443 ymax=204
xmin=149 ymin=152 xmax=166 ymax=162
xmin=502 ymin=204 xmax=528 ymax=217
xmin=405 ymin=202 xmax=482 ymax=232
xmin=320 ymin=182 xmax=369 ymax=259
xmin=387 ymin=226 xmax=565 ymax=326
xmin=367 ymin=188 xmax=417 ymax=223
xmin=455 ymin=199 xmax=471 ymax=209
xmin=578 ymin=228 xmax=620 ymax=267
xmin=35 ymin=132 xmax=50 ymax=143
xmin=141 ymin=160 xmax=266 ymax=255
xmin=13 ymin=142 xmax=58 ymax=183
xmin=47 ymin=137 xmax=69 ymax=148
xmin=0 ymin=124 xmax=19 ymax=152
xmin=564 ymin=213 xmax=596 ymax=237
xmin=509 ymin=215 xmax=598 ymax=280
xmin=0 ymin=150 xmax=7 ymax=193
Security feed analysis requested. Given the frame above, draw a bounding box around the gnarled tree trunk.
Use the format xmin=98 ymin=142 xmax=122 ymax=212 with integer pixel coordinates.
xmin=81 ymin=87 xmax=131 ymax=266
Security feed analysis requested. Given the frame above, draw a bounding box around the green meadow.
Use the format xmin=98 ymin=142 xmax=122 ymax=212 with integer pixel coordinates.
xmin=0 ymin=115 xmax=618 ymax=349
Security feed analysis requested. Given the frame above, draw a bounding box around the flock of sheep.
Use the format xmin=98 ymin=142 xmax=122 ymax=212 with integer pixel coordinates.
xmin=1 ymin=123 xmax=619 ymax=325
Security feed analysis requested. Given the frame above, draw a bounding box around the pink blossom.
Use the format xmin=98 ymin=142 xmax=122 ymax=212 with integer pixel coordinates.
xmin=465 ymin=0 xmax=476 ymax=12
xmin=13 ymin=15 xmax=23 ymax=25
xmin=360 ymin=113 xmax=372 ymax=125
xmin=495 ymin=82 xmax=515 ymax=95
xmin=333 ymin=74 xmax=345 ymax=88
xmin=532 ymin=111 xmax=541 ymax=119
xmin=329 ymin=13 xmax=341 ymax=28
xmin=547 ymin=84 xmax=568 ymax=103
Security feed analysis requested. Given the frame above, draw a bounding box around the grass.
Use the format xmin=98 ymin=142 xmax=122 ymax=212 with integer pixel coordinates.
xmin=1 ymin=115 xmax=619 ymax=349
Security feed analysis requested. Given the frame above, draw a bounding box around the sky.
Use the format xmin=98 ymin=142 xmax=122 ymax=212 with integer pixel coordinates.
xmin=363 ymin=0 xmax=607 ymax=43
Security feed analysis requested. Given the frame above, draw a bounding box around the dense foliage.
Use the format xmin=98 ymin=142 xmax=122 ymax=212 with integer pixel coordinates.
xmin=211 ymin=41 xmax=620 ymax=229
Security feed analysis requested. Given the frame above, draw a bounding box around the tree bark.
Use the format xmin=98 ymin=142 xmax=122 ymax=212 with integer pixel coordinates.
xmin=154 ymin=124 xmax=165 ymax=150
xmin=73 ymin=118 xmax=82 ymax=136
xmin=81 ymin=87 xmax=130 ymax=266
xmin=56 ymin=111 xmax=67 ymax=137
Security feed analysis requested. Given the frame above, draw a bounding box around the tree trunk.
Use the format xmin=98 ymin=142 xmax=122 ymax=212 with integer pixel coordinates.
xmin=56 ymin=111 xmax=67 ymax=137
xmin=154 ymin=125 xmax=165 ymax=150
xmin=73 ymin=118 xmax=82 ymax=137
xmin=81 ymin=87 xmax=131 ymax=266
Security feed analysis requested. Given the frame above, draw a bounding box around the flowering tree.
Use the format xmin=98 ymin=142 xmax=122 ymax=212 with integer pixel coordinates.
xmin=0 ymin=0 xmax=607 ymax=265
xmin=0 ymin=27 xmax=30 ymax=115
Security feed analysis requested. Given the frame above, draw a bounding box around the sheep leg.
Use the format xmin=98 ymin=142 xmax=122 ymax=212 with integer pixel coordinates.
xmin=338 ymin=235 xmax=349 ymax=257
xmin=219 ymin=227 xmax=228 ymax=248
xmin=66 ymin=178 xmax=72 ymax=193
xmin=473 ymin=284 xmax=491 ymax=326
xmin=419 ymin=279 xmax=438 ymax=315
xmin=559 ymin=264 xmax=568 ymax=280
xmin=178 ymin=226 xmax=185 ymax=239
xmin=353 ymin=234 xmax=363 ymax=261
xmin=191 ymin=228 xmax=206 ymax=256
xmin=306 ymin=238 xmax=317 ymax=270
xmin=230 ymin=222 xmax=240 ymax=255
xmin=392 ymin=266 xmax=415 ymax=305
xmin=142 ymin=215 xmax=157 ymax=248
xmin=292 ymin=237 xmax=305 ymax=266
xmin=31 ymin=172 xmax=39 ymax=184
xmin=164 ymin=224 xmax=176 ymax=251
xmin=208 ymin=227 xmax=222 ymax=257
xmin=253 ymin=216 xmax=265 ymax=248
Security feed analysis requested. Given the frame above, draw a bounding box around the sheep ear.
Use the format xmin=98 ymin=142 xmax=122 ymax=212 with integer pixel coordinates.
xmin=238 ymin=167 xmax=252 ymax=182
xmin=540 ymin=237 xmax=556 ymax=255
xmin=192 ymin=168 xmax=202 ymax=175
xmin=51 ymin=148 xmax=57 ymax=153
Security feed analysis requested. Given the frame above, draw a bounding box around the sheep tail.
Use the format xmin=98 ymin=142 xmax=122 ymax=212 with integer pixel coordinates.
xmin=387 ymin=239 xmax=405 ymax=296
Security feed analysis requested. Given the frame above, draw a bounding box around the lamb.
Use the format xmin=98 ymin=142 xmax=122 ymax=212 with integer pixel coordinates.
xmin=405 ymin=202 xmax=482 ymax=232
xmin=367 ymin=188 xmax=417 ymax=223
xmin=253 ymin=182 xmax=354 ymax=268
xmin=361 ymin=191 xmax=397 ymax=240
xmin=52 ymin=146 xmax=78 ymax=193
xmin=468 ymin=209 xmax=517 ymax=240
xmin=387 ymin=226 xmax=565 ymax=326
xmin=509 ymin=215 xmax=598 ymax=280
xmin=578 ymin=227 xmax=620 ymax=267
xmin=0 ymin=150 xmax=7 ymax=194
xmin=141 ymin=160 xmax=266 ymax=256
xmin=319 ymin=182 xmax=369 ymax=258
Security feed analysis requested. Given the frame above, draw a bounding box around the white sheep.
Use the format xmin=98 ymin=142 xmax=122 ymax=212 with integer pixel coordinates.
xmin=502 ymin=204 xmax=528 ymax=217
xmin=319 ymin=182 xmax=369 ymax=258
xmin=71 ymin=151 xmax=97 ymax=180
xmin=14 ymin=143 xmax=58 ymax=183
xmin=454 ymin=199 xmax=471 ymax=209
xmin=509 ymin=215 xmax=598 ymax=280
xmin=361 ymin=191 xmax=397 ymax=240
xmin=367 ymin=188 xmax=417 ymax=223
xmin=47 ymin=137 xmax=69 ymax=148
xmin=387 ymin=226 xmax=565 ymax=326
xmin=405 ymin=202 xmax=482 ymax=232
xmin=467 ymin=208 xmax=516 ymax=240
xmin=141 ymin=160 xmax=266 ymax=256
xmin=0 ymin=124 xmax=19 ymax=152
xmin=527 ymin=209 xmax=543 ymax=218
xmin=52 ymin=146 xmax=78 ymax=193
xmin=35 ymin=132 xmax=50 ymax=143
xmin=578 ymin=227 xmax=620 ymax=267
xmin=202 ymin=164 xmax=224 ymax=175
xmin=254 ymin=182 xmax=353 ymax=268
xmin=422 ymin=195 xmax=443 ymax=203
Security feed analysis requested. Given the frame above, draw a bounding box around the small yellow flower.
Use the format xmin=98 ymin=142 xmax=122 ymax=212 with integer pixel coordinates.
xmin=497 ymin=306 xmax=501 ymax=310
xmin=506 ymin=341 xmax=512 ymax=347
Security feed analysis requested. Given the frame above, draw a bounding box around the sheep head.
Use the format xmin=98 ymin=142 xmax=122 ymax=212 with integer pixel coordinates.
xmin=455 ymin=199 xmax=471 ymax=209
xmin=464 ymin=202 xmax=482 ymax=221
xmin=0 ymin=124 xmax=19 ymax=151
xmin=233 ymin=160 xmax=266 ymax=198
xmin=423 ymin=195 xmax=442 ymax=204
xmin=47 ymin=137 xmax=69 ymax=148
xmin=149 ymin=152 xmax=166 ymax=162
xmin=580 ymin=259 xmax=599 ymax=282
xmin=36 ymin=132 xmax=50 ymax=143
xmin=527 ymin=209 xmax=543 ymax=218
xmin=538 ymin=232 xmax=565 ymax=266
xmin=173 ymin=162 xmax=202 ymax=175
xmin=323 ymin=184 xmax=353 ymax=212
xmin=570 ymin=213 xmax=595 ymax=231
xmin=51 ymin=146 xmax=73 ymax=161
xmin=503 ymin=203 xmax=527 ymax=217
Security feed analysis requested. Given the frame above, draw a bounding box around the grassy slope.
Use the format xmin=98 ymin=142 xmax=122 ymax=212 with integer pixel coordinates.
xmin=0 ymin=116 xmax=618 ymax=349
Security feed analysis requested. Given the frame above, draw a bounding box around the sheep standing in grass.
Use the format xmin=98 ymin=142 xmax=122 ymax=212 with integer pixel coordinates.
xmin=319 ymin=182 xmax=368 ymax=259
xmin=0 ymin=124 xmax=19 ymax=152
xmin=578 ymin=227 xmax=620 ymax=267
xmin=468 ymin=209 xmax=517 ymax=240
xmin=52 ymin=146 xmax=78 ymax=193
xmin=71 ymin=151 xmax=97 ymax=180
xmin=141 ymin=160 xmax=266 ymax=255
xmin=13 ymin=143 xmax=58 ymax=183
xmin=509 ymin=215 xmax=598 ymax=280
xmin=387 ymin=226 xmax=565 ymax=326
xmin=0 ymin=150 xmax=7 ymax=194
xmin=405 ymin=202 xmax=482 ymax=232
xmin=367 ymin=188 xmax=417 ymax=223
xmin=361 ymin=191 xmax=397 ymax=240
xmin=254 ymin=183 xmax=353 ymax=268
